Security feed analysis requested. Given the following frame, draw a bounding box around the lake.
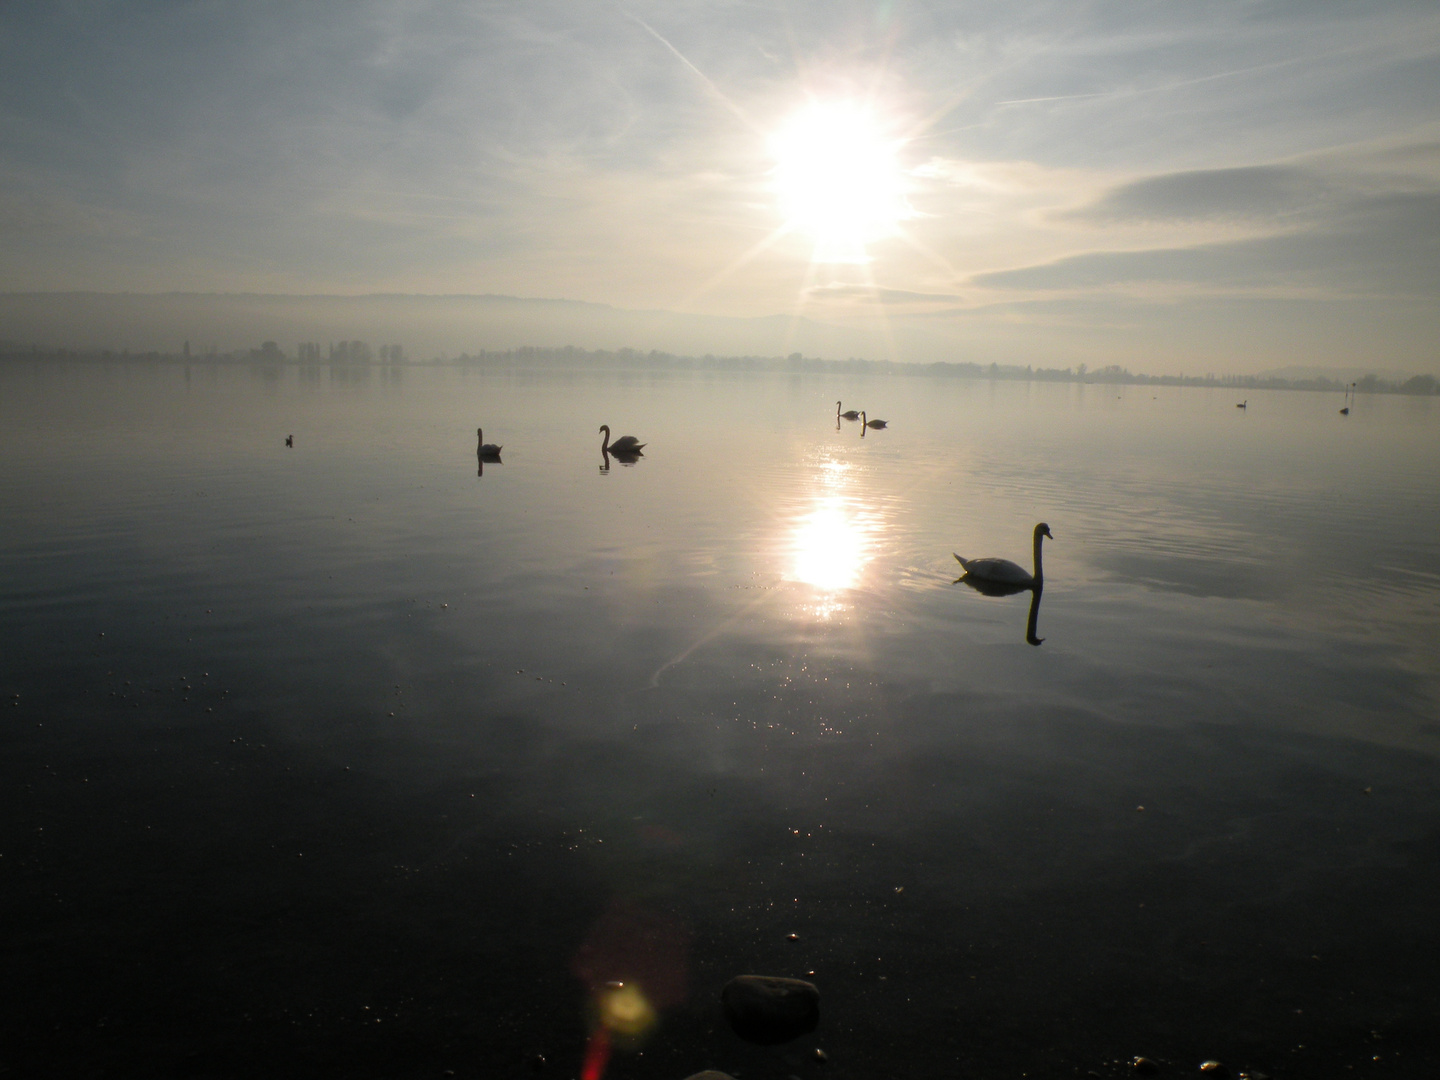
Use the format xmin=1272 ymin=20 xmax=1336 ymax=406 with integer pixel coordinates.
xmin=2 ymin=360 xmax=1438 ymax=1079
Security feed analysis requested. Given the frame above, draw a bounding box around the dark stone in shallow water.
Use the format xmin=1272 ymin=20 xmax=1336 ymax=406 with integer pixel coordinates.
xmin=721 ymin=975 xmax=820 ymax=1045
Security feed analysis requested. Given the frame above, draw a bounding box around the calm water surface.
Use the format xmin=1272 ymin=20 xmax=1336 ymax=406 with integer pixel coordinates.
xmin=2 ymin=362 xmax=1439 ymax=1078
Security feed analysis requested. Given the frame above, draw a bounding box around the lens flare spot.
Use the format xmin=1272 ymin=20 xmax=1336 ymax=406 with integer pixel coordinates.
xmin=597 ymin=982 xmax=658 ymax=1038
xmin=580 ymin=1027 xmax=611 ymax=1080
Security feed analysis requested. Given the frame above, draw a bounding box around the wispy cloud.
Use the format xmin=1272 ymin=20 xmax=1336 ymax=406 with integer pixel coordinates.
xmin=805 ymin=283 xmax=960 ymax=304
xmin=975 ymin=189 xmax=1440 ymax=298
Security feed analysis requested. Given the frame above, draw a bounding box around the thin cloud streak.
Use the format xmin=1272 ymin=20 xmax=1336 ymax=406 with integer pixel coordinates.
xmin=621 ymin=8 xmax=763 ymax=135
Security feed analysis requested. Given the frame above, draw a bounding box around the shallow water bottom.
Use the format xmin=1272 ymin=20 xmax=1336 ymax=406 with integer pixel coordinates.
xmin=5 ymin=676 xmax=1438 ymax=1079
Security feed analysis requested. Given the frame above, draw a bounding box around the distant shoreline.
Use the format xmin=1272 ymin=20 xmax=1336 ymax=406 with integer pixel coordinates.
xmin=2 ymin=345 xmax=1436 ymax=396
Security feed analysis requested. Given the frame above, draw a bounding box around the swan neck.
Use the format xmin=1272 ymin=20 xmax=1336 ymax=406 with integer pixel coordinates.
xmin=1032 ymin=528 xmax=1045 ymax=582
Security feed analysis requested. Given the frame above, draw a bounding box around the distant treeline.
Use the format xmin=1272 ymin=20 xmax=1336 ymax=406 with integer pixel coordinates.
xmin=2 ymin=341 xmax=1436 ymax=395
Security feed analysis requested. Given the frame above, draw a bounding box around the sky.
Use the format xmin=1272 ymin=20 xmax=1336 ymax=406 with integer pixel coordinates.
xmin=2 ymin=0 xmax=1439 ymax=372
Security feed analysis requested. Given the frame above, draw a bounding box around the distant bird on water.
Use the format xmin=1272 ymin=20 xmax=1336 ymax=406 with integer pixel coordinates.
xmin=954 ymin=523 xmax=1053 ymax=588
xmin=836 ymin=401 xmax=861 ymax=420
xmin=476 ymin=428 xmax=502 ymax=459
xmin=285 ymin=434 xmax=293 ymax=447
xmin=599 ymin=424 xmax=645 ymax=456
xmin=1236 ymin=400 xmax=1247 ymax=409
xmin=861 ymin=410 xmax=887 ymax=429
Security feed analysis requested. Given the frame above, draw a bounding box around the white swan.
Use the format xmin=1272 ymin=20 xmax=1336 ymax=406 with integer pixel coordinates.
xmin=837 ymin=400 xmax=861 ymax=420
xmin=476 ymin=427 xmax=502 ymax=459
xmin=955 ymin=523 xmax=1052 ymax=587
xmin=861 ymin=410 xmax=887 ymax=429
xmin=599 ymin=424 xmax=645 ymax=455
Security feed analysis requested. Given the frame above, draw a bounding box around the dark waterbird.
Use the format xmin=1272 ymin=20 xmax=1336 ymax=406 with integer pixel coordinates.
xmin=954 ymin=522 xmax=1052 ymax=588
xmin=836 ymin=400 xmax=861 ymax=420
xmin=476 ymin=427 xmax=502 ymax=460
xmin=860 ymin=410 xmax=887 ymax=431
xmin=599 ymin=424 xmax=645 ymax=456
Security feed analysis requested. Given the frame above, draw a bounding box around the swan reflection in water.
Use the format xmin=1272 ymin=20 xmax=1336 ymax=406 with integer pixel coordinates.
xmin=952 ymin=523 xmax=1053 ymax=646
xmin=599 ymin=447 xmax=644 ymax=472
xmin=953 ymin=574 xmax=1047 ymax=646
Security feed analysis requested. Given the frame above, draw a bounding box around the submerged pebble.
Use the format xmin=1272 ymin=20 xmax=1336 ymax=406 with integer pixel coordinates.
xmin=721 ymin=975 xmax=819 ymax=1045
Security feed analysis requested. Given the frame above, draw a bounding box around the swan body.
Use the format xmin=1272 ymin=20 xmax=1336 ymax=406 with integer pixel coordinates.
xmin=599 ymin=424 xmax=645 ymax=455
xmin=955 ymin=522 xmax=1052 ymax=587
xmin=861 ymin=410 xmax=888 ymax=429
xmin=476 ymin=428 xmax=502 ymax=459
xmin=837 ymin=400 xmax=861 ymax=420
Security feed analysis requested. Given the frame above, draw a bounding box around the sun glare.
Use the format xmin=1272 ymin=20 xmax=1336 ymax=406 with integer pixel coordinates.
xmin=769 ymin=102 xmax=909 ymax=264
xmin=787 ymin=460 xmax=883 ymax=603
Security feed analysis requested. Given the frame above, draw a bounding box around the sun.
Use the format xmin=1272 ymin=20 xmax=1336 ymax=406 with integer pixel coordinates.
xmin=769 ymin=101 xmax=910 ymax=264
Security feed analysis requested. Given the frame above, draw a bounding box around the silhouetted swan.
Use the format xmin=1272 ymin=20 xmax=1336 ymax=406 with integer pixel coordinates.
xmin=861 ymin=410 xmax=888 ymax=429
xmin=1236 ymin=400 xmax=1247 ymax=409
xmin=285 ymin=434 xmax=293 ymax=447
xmin=837 ymin=401 xmax=861 ymax=420
xmin=599 ymin=424 xmax=645 ymax=456
xmin=954 ymin=522 xmax=1053 ymax=587
xmin=476 ymin=427 xmax=502 ymax=459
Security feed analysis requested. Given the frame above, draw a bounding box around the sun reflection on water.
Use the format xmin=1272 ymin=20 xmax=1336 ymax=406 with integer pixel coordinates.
xmin=787 ymin=460 xmax=882 ymax=611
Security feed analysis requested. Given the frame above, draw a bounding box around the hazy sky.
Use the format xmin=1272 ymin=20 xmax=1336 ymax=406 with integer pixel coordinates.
xmin=3 ymin=1 xmax=1439 ymax=371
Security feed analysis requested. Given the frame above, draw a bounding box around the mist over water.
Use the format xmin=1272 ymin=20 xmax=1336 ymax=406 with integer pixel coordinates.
xmin=2 ymin=361 xmax=1438 ymax=1078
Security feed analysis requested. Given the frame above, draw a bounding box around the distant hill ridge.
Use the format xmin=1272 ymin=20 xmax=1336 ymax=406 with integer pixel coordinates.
xmin=0 ymin=292 xmax=1435 ymax=388
xmin=3 ymin=339 xmax=1436 ymax=395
